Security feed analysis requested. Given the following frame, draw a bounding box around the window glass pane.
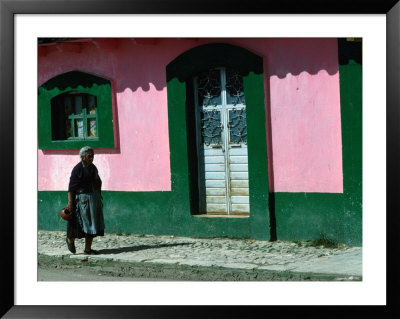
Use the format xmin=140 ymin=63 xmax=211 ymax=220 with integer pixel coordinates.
xmin=64 ymin=96 xmax=73 ymax=115
xmin=229 ymin=109 xmax=247 ymax=143
xmin=74 ymin=96 xmax=83 ymax=114
xmin=197 ymin=69 xmax=221 ymax=106
xmin=201 ymin=110 xmax=222 ymax=145
xmin=51 ymin=97 xmax=66 ymax=140
xmin=87 ymin=118 xmax=97 ymax=137
xmin=66 ymin=119 xmax=73 ymax=138
xmin=87 ymin=95 xmax=97 ymax=115
xmin=226 ymin=69 xmax=245 ymax=105
xmin=74 ymin=119 xmax=84 ymax=138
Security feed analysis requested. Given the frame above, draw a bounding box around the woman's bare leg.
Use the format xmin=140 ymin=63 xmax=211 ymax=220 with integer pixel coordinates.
xmin=85 ymin=237 xmax=93 ymax=251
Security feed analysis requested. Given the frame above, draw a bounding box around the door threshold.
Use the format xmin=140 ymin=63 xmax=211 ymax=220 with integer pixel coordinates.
xmin=193 ymin=214 xmax=249 ymax=218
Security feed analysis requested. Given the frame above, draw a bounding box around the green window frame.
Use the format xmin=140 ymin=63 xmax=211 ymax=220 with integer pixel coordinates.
xmin=51 ymin=92 xmax=99 ymax=141
xmin=38 ymin=71 xmax=114 ymax=150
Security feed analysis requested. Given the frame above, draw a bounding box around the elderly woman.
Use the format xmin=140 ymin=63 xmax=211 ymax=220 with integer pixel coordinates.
xmin=66 ymin=146 xmax=105 ymax=255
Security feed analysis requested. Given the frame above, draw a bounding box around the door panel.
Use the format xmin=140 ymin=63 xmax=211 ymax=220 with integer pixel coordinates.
xmin=228 ymin=147 xmax=247 ymax=156
xmin=206 ymin=188 xmax=227 ymax=196
xmin=230 ymin=172 xmax=248 ymax=180
xmin=229 ymin=164 xmax=248 ymax=172
xmin=204 ymin=148 xmax=225 ymax=156
xmin=195 ymin=68 xmax=250 ymax=215
xmin=230 ymin=196 xmax=250 ymax=204
xmin=204 ymin=164 xmax=226 ymax=172
xmin=230 ymin=188 xmax=249 ymax=196
xmin=206 ymin=196 xmax=227 ymax=204
xmin=205 ymin=172 xmax=226 ymax=179
xmin=229 ymin=156 xmax=248 ymax=164
xmin=231 ymin=204 xmax=250 ymax=215
xmin=204 ymin=156 xmax=225 ymax=164
xmin=230 ymin=180 xmax=249 ymax=188
xmin=206 ymin=204 xmax=228 ymax=214
xmin=205 ymin=180 xmax=226 ymax=188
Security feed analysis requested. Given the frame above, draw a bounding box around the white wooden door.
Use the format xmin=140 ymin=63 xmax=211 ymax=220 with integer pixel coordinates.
xmin=194 ymin=68 xmax=249 ymax=215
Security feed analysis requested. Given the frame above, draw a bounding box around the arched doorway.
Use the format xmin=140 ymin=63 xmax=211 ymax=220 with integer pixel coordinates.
xmin=166 ymin=43 xmax=270 ymax=221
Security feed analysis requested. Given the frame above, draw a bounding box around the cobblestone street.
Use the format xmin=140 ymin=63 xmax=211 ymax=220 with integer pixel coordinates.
xmin=38 ymin=230 xmax=362 ymax=281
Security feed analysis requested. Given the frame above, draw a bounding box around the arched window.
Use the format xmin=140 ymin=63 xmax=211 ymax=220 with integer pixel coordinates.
xmin=38 ymin=71 xmax=114 ymax=149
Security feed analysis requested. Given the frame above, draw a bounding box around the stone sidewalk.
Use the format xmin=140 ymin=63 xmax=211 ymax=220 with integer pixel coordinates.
xmin=38 ymin=230 xmax=362 ymax=281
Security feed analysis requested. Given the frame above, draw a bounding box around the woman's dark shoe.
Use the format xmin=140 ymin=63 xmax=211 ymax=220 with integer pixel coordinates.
xmin=66 ymin=238 xmax=76 ymax=254
xmin=84 ymin=249 xmax=100 ymax=255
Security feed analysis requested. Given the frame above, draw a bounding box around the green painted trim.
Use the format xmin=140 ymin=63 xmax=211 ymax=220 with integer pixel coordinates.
xmin=338 ymin=38 xmax=362 ymax=245
xmin=166 ymin=43 xmax=263 ymax=82
xmin=38 ymin=191 xmax=253 ymax=238
xmin=38 ymin=71 xmax=114 ymax=149
xmin=271 ymin=191 xmax=360 ymax=246
xmin=273 ymin=192 xmax=345 ymax=241
xmin=166 ymin=43 xmax=270 ymax=240
xmin=244 ymin=72 xmax=270 ymax=238
xmin=39 ymin=189 xmax=361 ymax=244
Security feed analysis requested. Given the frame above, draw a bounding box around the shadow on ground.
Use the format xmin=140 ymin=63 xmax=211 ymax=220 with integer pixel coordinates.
xmin=96 ymin=242 xmax=192 ymax=255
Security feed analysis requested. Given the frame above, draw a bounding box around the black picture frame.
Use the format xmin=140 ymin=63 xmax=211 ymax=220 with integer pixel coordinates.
xmin=1 ymin=0 xmax=399 ymax=317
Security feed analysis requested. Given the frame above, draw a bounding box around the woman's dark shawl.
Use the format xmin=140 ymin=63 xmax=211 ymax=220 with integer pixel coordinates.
xmin=68 ymin=162 xmax=102 ymax=194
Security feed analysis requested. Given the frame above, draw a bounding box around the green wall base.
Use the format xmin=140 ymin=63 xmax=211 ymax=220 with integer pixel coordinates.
xmin=273 ymin=193 xmax=361 ymax=246
xmin=38 ymin=190 xmax=361 ymax=246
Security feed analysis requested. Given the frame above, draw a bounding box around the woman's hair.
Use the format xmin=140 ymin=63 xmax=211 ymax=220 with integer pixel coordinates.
xmin=79 ymin=146 xmax=94 ymax=159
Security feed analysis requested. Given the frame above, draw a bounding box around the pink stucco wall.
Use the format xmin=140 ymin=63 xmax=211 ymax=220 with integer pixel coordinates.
xmin=38 ymin=38 xmax=343 ymax=193
xmin=263 ymin=39 xmax=343 ymax=192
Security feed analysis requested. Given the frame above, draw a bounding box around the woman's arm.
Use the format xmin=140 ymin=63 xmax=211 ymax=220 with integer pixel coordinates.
xmin=67 ymin=163 xmax=81 ymax=211
xmin=67 ymin=191 xmax=75 ymax=212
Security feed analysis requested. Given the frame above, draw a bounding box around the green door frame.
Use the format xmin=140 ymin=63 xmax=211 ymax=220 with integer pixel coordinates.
xmin=166 ymin=43 xmax=271 ymax=239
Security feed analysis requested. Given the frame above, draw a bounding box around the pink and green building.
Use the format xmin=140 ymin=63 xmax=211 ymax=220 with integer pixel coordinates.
xmin=38 ymin=38 xmax=362 ymax=246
